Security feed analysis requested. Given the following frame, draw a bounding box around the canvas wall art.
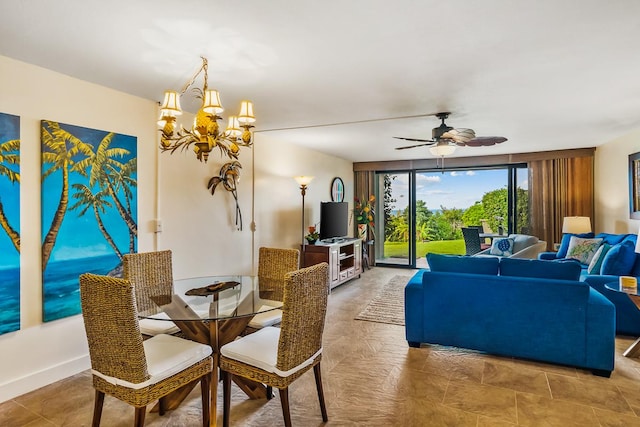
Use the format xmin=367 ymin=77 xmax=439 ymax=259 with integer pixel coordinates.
xmin=41 ymin=120 xmax=137 ymax=322
xmin=0 ymin=112 xmax=20 ymax=335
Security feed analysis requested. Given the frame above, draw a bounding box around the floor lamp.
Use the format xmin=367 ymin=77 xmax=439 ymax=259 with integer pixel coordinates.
xmin=294 ymin=176 xmax=313 ymax=247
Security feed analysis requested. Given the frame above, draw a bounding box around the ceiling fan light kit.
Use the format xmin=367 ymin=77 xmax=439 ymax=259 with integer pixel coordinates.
xmin=394 ymin=112 xmax=507 ymax=161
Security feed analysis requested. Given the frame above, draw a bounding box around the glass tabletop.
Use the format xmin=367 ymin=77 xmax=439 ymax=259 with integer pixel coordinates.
xmin=605 ymin=281 xmax=640 ymax=297
xmin=138 ymin=275 xmax=282 ymax=321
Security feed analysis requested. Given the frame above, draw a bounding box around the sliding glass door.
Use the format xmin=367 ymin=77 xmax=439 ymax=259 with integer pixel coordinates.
xmin=374 ymin=165 xmax=528 ymax=268
xmin=373 ymin=172 xmax=413 ymax=267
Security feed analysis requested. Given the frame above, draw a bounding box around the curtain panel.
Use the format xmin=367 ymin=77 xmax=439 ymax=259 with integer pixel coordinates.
xmin=529 ymin=156 xmax=594 ymax=250
xmin=354 ymin=170 xmax=375 ymax=265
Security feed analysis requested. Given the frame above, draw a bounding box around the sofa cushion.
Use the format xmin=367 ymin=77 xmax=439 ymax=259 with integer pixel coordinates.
xmin=509 ymin=234 xmax=539 ymax=254
xmin=427 ymin=253 xmax=499 ymax=275
xmin=557 ymin=232 xmax=595 ymax=259
xmin=595 ymin=233 xmax=637 ymax=246
xmin=565 ymin=237 xmax=602 ymax=265
xmin=587 ymin=243 xmax=612 ymax=275
xmin=499 ymin=258 xmax=582 ymax=281
xmin=490 ymin=238 xmax=515 ymax=256
xmin=601 ymin=240 xmax=636 ymax=276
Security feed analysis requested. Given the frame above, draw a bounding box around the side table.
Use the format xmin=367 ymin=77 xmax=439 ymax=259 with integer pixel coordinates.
xmin=605 ymin=281 xmax=640 ymax=357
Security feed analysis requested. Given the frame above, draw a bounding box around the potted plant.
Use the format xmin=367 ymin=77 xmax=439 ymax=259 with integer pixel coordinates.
xmin=305 ymin=225 xmax=319 ymax=244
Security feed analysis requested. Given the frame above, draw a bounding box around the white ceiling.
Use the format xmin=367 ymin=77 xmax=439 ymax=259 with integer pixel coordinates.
xmin=1 ymin=0 xmax=640 ymax=162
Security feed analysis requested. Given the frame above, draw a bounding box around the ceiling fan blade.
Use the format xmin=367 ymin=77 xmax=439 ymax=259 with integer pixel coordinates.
xmin=393 ymin=136 xmax=435 ymax=143
xmin=395 ymin=142 xmax=436 ymax=150
xmin=464 ymin=136 xmax=508 ymax=147
xmin=442 ymin=128 xmax=476 ymax=144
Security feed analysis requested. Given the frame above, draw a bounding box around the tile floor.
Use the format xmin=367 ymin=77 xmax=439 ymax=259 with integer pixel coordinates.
xmin=2 ymin=267 xmax=640 ymax=426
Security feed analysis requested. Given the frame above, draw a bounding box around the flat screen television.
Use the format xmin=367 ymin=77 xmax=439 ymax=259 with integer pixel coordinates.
xmin=319 ymin=201 xmax=348 ymax=242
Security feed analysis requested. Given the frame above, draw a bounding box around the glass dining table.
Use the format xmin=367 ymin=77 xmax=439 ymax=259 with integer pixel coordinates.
xmin=138 ymin=275 xmax=282 ymax=426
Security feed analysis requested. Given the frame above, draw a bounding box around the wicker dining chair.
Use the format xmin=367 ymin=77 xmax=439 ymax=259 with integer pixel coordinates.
xmin=247 ymin=247 xmax=300 ymax=330
xmin=461 ymin=227 xmax=490 ymax=256
xmin=123 ymin=250 xmax=180 ymax=336
xmin=220 ymin=262 xmax=329 ymax=427
xmin=79 ymin=273 xmax=213 ymax=427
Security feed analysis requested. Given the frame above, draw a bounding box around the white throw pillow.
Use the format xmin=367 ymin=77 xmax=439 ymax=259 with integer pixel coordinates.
xmin=490 ymin=238 xmax=514 ymax=256
xmin=566 ymin=236 xmax=602 ymax=265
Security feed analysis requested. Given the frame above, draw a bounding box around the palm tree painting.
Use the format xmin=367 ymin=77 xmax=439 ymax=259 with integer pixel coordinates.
xmin=0 ymin=112 xmax=20 ymax=335
xmin=41 ymin=120 xmax=137 ymax=322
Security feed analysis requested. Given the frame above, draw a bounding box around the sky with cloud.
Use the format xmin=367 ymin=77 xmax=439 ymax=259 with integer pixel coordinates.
xmin=388 ymin=168 xmax=528 ymax=211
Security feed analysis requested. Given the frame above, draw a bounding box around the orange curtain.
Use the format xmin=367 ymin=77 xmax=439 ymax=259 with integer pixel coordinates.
xmin=529 ymin=156 xmax=594 ymax=250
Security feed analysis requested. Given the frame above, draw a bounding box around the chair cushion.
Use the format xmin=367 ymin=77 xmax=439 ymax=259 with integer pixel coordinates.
xmin=248 ymin=306 xmax=283 ymax=329
xmin=490 ymin=238 xmax=515 ymax=256
xmin=601 ymin=240 xmax=637 ymax=276
xmin=426 ymin=253 xmax=499 ymax=275
xmin=220 ymin=326 xmax=321 ymax=377
xmin=138 ymin=312 xmax=180 ymax=336
xmin=565 ymin=237 xmax=602 ymax=265
xmin=92 ymin=334 xmax=212 ymax=390
xmin=587 ymin=243 xmax=612 ymax=275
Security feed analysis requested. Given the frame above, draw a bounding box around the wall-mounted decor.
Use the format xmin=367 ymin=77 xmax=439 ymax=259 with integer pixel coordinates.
xmin=0 ymin=112 xmax=20 ymax=335
xmin=41 ymin=120 xmax=137 ymax=322
xmin=331 ymin=177 xmax=345 ymax=202
xmin=630 ymin=152 xmax=640 ymax=219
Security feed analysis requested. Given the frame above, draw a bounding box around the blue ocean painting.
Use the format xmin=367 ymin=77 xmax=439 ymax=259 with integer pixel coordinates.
xmin=41 ymin=120 xmax=137 ymax=322
xmin=0 ymin=112 xmax=20 ymax=335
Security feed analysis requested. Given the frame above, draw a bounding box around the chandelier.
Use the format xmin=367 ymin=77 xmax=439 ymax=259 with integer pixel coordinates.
xmin=157 ymin=56 xmax=256 ymax=163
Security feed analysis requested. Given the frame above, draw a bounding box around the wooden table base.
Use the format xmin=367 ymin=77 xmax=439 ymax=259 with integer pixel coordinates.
xmin=151 ymin=315 xmax=267 ymax=425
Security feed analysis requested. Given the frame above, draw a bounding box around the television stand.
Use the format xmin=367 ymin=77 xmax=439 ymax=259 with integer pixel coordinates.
xmin=301 ymin=238 xmax=362 ymax=291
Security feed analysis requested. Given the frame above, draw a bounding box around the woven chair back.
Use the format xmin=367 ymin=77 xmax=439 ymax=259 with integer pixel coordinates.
xmin=461 ymin=227 xmax=482 ymax=256
xmin=257 ymin=247 xmax=300 ymax=301
xmin=123 ymin=250 xmax=173 ymax=313
xmin=79 ymin=273 xmax=149 ymax=384
xmin=276 ymin=262 xmax=329 ymax=372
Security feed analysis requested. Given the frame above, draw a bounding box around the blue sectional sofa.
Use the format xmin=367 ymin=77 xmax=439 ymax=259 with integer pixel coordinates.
xmin=539 ymin=232 xmax=640 ymax=336
xmin=405 ymin=254 xmax=616 ymax=376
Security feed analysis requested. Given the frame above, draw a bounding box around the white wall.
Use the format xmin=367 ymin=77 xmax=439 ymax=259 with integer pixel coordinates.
xmin=594 ymin=129 xmax=640 ymax=234
xmin=0 ymin=55 xmax=352 ymax=402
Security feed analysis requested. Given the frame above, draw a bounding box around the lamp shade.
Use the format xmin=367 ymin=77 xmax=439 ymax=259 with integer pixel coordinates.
xmin=294 ymin=176 xmax=314 ymax=187
xmin=160 ymin=90 xmax=182 ymax=115
xmin=224 ymin=116 xmax=242 ymax=138
xmin=237 ymin=101 xmax=256 ymax=124
xmin=562 ymin=216 xmax=592 ymax=234
xmin=202 ymin=89 xmax=224 ymax=114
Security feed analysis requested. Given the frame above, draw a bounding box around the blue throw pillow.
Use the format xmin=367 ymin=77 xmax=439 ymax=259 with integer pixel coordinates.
xmin=500 ymin=258 xmax=582 ymax=281
xmin=426 ymin=253 xmax=499 ymax=275
xmin=557 ymin=232 xmax=595 ymax=259
xmin=601 ymin=240 xmax=636 ymax=276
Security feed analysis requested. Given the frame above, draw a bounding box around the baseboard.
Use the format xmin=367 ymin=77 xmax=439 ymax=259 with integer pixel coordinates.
xmin=0 ymin=354 xmax=90 ymax=403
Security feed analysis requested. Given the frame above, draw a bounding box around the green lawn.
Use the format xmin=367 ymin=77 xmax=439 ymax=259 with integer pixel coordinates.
xmin=383 ymin=239 xmax=465 ymax=259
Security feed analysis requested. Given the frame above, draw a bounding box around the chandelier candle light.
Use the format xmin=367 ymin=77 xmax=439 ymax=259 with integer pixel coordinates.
xmin=157 ymin=56 xmax=256 ymax=163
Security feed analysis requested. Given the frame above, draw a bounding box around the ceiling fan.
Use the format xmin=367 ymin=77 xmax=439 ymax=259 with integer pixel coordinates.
xmin=393 ymin=112 xmax=507 ymax=155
